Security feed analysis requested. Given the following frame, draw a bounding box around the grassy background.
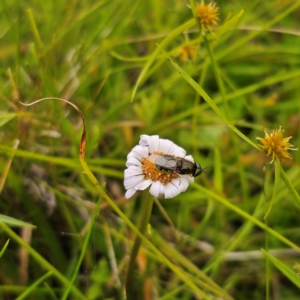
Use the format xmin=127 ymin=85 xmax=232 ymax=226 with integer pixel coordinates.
xmin=1 ymin=0 xmax=300 ymax=299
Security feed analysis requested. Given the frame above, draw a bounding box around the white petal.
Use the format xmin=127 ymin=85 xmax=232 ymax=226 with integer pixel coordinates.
xmin=151 ymin=135 xmax=160 ymax=152
xmin=158 ymin=183 xmax=165 ymax=197
xmin=146 ymin=136 xmax=154 ymax=154
xmin=164 ymin=182 xmax=181 ymax=198
xmin=126 ymin=156 xmax=142 ymax=167
xmin=140 ymin=135 xmax=154 ymax=154
xmin=184 ymin=155 xmax=194 ymax=163
xmin=172 ymin=147 xmax=186 ymax=157
xmin=125 ymin=166 xmax=143 ymax=177
xmin=159 ymin=138 xmax=186 ymax=157
xmin=177 ymin=178 xmax=189 ymax=192
xmin=128 ymin=146 xmax=148 ymax=160
xmin=127 ymin=151 xmax=144 ymax=161
xmin=149 ymin=181 xmax=163 ymax=197
xmin=125 ymin=188 xmax=137 ymax=199
xmin=171 ymin=178 xmax=185 ymax=192
xmin=124 ymin=175 xmax=144 ymax=189
xmin=139 ymin=135 xmax=151 ymax=147
xmin=133 ymin=146 xmax=149 ymax=156
xmin=127 ymin=145 xmax=143 ymax=158
xmin=159 ymin=139 xmax=175 ymax=154
xmin=135 ymin=179 xmax=152 ymax=191
xmin=180 ymin=174 xmax=194 ymax=183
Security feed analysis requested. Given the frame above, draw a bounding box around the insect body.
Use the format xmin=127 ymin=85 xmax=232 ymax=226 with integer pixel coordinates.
xmin=151 ymin=154 xmax=204 ymax=177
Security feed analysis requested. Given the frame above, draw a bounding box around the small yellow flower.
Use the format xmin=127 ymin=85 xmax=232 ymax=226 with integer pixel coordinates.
xmin=178 ymin=45 xmax=196 ymax=62
xmin=195 ymin=2 xmax=219 ymax=31
xmin=256 ymin=126 xmax=298 ymax=163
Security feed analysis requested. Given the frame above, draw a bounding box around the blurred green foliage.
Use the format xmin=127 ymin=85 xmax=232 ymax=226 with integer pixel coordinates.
xmin=1 ymin=0 xmax=300 ymax=299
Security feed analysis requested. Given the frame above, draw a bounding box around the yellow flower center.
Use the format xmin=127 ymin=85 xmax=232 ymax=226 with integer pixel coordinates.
xmin=142 ymin=157 xmax=179 ymax=185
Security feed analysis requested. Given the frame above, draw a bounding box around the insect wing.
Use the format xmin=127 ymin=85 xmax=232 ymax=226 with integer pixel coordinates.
xmin=153 ymin=155 xmax=177 ymax=172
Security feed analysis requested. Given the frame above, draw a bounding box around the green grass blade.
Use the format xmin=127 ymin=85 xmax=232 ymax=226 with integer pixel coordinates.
xmin=160 ymin=46 xmax=261 ymax=151
xmin=280 ymin=164 xmax=300 ymax=207
xmin=16 ymin=271 xmax=53 ymax=300
xmin=0 ymin=239 xmax=10 ymax=258
xmin=211 ymin=9 xmax=245 ymax=38
xmin=0 ymin=214 xmax=36 ymax=228
xmin=154 ymin=233 xmax=233 ymax=300
xmin=0 ymin=113 xmax=16 ymax=127
xmin=213 ymin=147 xmax=223 ymax=193
xmin=0 ymin=146 xmax=123 ymax=179
xmin=262 ymin=249 xmax=300 ymax=289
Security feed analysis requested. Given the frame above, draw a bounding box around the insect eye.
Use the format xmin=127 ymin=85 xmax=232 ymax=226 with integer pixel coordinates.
xmin=193 ymin=162 xmax=204 ymax=177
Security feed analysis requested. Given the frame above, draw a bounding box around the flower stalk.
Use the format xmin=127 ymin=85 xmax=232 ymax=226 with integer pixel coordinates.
xmin=264 ymin=158 xmax=281 ymax=220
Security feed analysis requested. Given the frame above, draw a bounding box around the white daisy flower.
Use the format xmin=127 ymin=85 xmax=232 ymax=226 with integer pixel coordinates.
xmin=124 ymin=135 xmax=203 ymax=199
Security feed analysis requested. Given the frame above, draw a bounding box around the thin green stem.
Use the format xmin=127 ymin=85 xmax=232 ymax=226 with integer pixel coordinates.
xmin=16 ymin=272 xmax=53 ymax=300
xmin=264 ymin=166 xmax=270 ymax=300
xmin=279 ymin=164 xmax=300 ymax=207
xmin=203 ymin=36 xmax=248 ymax=200
xmin=204 ymin=38 xmax=249 ymax=200
xmin=26 ymin=8 xmax=43 ymax=50
xmin=203 ymin=35 xmax=228 ymax=117
xmin=264 ymin=159 xmax=280 ymax=220
xmin=265 ymin=218 xmax=270 ymax=300
xmin=125 ymin=192 xmax=154 ymax=298
xmin=192 ymin=62 xmax=208 ymax=153
xmin=61 ymin=195 xmax=103 ymax=300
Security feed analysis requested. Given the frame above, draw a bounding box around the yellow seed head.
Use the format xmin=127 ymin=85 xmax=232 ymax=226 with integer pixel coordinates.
xmin=256 ymin=126 xmax=298 ymax=163
xmin=178 ymin=45 xmax=196 ymax=63
xmin=195 ymin=2 xmax=219 ymax=30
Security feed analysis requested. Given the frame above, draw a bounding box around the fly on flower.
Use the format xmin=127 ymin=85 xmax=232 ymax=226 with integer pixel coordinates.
xmin=149 ymin=154 xmax=203 ymax=177
xmin=124 ymin=135 xmax=205 ymax=199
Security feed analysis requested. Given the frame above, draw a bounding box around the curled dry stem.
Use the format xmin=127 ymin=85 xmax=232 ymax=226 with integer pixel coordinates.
xmin=20 ymin=98 xmax=86 ymax=159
